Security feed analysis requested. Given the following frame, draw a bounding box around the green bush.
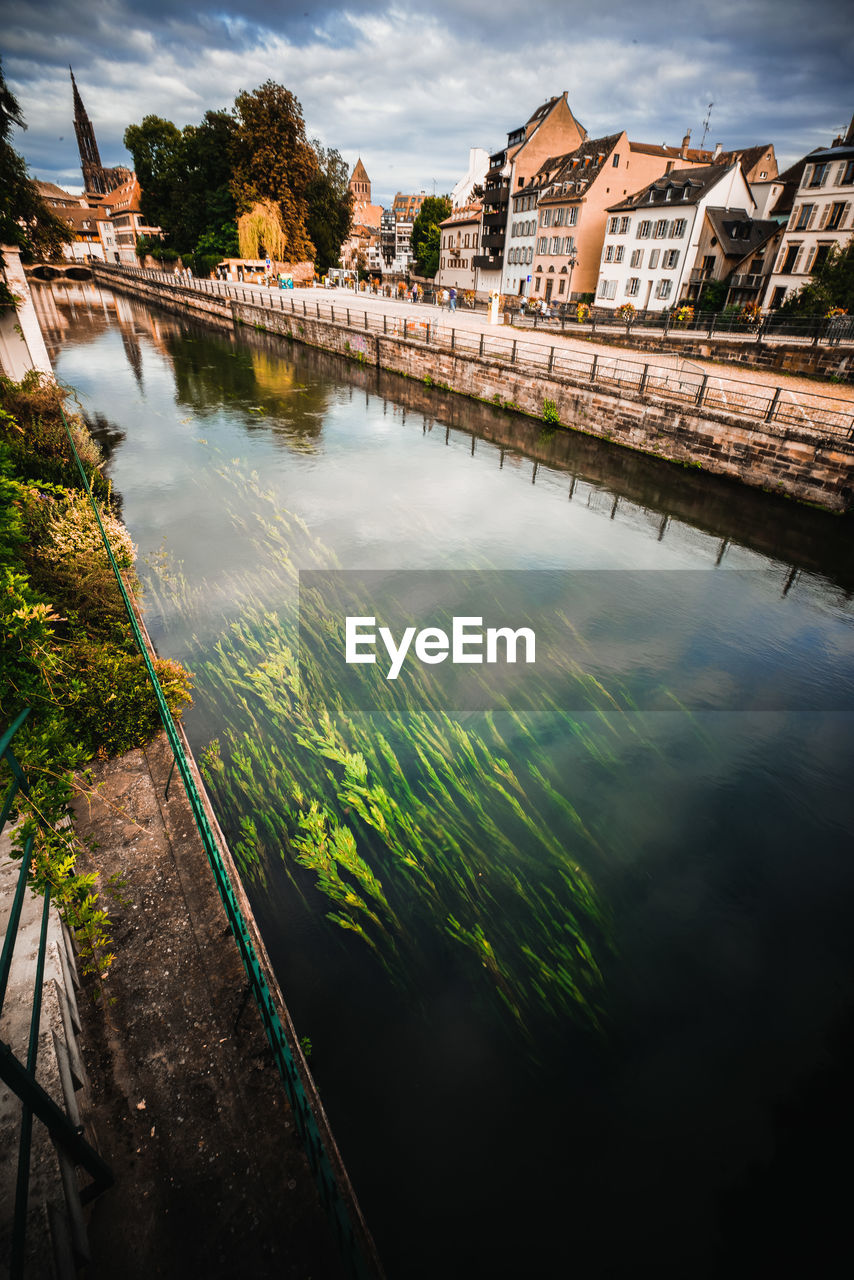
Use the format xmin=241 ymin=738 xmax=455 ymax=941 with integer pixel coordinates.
xmin=542 ymin=399 xmax=560 ymax=425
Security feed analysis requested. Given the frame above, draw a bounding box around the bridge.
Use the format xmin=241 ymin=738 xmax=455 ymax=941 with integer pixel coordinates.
xmin=25 ymin=261 xmax=94 ymax=282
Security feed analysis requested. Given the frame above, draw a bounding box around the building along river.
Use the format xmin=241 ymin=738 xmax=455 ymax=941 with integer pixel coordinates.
xmin=35 ymin=281 xmax=854 ymax=1278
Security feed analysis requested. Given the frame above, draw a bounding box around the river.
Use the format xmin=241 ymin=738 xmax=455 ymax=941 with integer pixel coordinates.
xmin=35 ymin=281 xmax=854 ymax=1278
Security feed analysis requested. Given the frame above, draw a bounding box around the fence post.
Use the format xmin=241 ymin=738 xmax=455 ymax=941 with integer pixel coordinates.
xmin=451 ymin=328 xmax=455 ymax=351
xmin=404 ymin=319 xmax=408 ymax=339
xmin=639 ymin=364 xmax=649 ymax=395
xmin=346 ymin=307 xmax=350 ymax=325
xmin=696 ymin=374 xmax=709 ymax=407
xmin=364 ymin=310 xmax=368 ymax=330
xmin=591 ymin=354 xmax=598 ymax=383
xmin=708 ymin=311 xmax=716 ymax=337
xmin=765 ymin=386 xmax=783 ymax=423
xmin=479 ymin=333 xmax=484 ymax=356
xmin=548 ymin=346 xmax=555 ymax=373
xmin=384 ymin=314 xmax=387 ymax=334
xmin=511 ymin=340 xmax=517 ymax=364
xmin=331 ymin=305 xmax=335 ymax=322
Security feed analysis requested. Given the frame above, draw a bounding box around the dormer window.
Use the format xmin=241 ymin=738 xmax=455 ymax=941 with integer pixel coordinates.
xmin=665 ymin=188 xmax=673 ymax=201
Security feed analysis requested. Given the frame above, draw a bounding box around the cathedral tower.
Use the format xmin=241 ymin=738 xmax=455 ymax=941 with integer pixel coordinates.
xmin=71 ymin=68 xmax=106 ymax=195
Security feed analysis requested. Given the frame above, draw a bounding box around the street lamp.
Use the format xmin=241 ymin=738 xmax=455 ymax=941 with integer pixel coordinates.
xmin=567 ymin=246 xmax=578 ymax=301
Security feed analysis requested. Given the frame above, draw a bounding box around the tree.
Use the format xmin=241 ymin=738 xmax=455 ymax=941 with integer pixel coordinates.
xmin=230 ymin=81 xmax=318 ymax=262
xmin=124 ymin=110 xmax=238 ymax=261
xmin=305 ymin=142 xmax=353 ymax=274
xmin=410 ymin=195 xmax=451 ymax=278
xmin=779 ymin=238 xmax=854 ymax=315
xmin=0 ymin=59 xmax=71 ymax=305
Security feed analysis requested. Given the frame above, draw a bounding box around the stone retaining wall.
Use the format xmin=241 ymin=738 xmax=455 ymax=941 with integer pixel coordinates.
xmin=233 ymin=299 xmax=854 ymax=512
xmin=96 ymin=269 xmax=854 ymax=513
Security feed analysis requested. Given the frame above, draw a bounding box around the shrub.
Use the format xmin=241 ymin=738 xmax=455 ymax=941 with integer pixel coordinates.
xmin=542 ymin=399 xmax=560 ymax=425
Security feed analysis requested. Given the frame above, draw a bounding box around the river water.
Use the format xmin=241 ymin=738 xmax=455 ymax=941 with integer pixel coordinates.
xmin=36 ymin=283 xmax=854 ymax=1277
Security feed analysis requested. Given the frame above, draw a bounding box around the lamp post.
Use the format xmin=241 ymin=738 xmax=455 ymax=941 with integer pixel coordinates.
xmin=567 ymin=246 xmax=579 ymax=302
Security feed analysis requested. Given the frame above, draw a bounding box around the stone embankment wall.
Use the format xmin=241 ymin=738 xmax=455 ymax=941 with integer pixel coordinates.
xmin=94 ymin=267 xmax=854 ymax=513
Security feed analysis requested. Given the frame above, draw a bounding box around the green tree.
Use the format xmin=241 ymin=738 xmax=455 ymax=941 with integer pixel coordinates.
xmin=779 ymin=238 xmax=854 ymax=315
xmin=124 ymin=110 xmax=238 ymax=263
xmin=410 ymin=195 xmax=451 ymax=278
xmin=305 ymin=142 xmax=353 ymax=274
xmin=230 ymin=81 xmax=318 ymax=262
xmin=0 ymin=59 xmax=71 ymax=306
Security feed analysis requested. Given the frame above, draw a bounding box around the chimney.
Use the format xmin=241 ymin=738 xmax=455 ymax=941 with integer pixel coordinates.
xmin=713 ymin=142 xmax=723 ymax=160
xmin=680 ymin=129 xmax=691 ymax=158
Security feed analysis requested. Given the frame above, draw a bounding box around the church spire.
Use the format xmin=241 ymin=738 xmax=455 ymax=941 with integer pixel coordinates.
xmin=70 ymin=67 xmax=106 ymax=195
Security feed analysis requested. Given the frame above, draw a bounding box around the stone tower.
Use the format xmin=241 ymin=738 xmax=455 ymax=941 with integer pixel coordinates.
xmin=349 ymin=158 xmax=371 ymax=204
xmin=71 ymin=68 xmax=106 ymax=195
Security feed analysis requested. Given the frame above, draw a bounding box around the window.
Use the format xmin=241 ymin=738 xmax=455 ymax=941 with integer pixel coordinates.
xmin=620 ymin=217 xmax=630 ymax=234
xmin=558 ymin=279 xmax=565 ymax=294
xmin=637 ymin=221 xmax=651 ymax=239
xmin=843 ymin=160 xmax=854 ymax=186
xmin=537 ymin=237 xmax=548 ymax=254
xmin=604 ymin=244 xmax=615 ymax=262
xmin=630 ymin=248 xmax=643 ymax=268
xmin=654 ymin=219 xmax=668 ymax=238
xmin=614 ymin=245 xmax=625 ymax=263
xmin=655 ymin=279 xmax=672 ymax=299
xmin=827 ymin=202 xmax=846 ymax=230
xmin=665 ymin=188 xmax=673 ymax=202
xmin=612 ymin=154 xmax=620 ymax=167
xmin=598 ymin=279 xmax=617 ymax=299
xmin=794 ymin=203 xmax=815 ymax=230
xmin=464 ymin=234 xmax=469 ymax=247
xmin=662 ymin=249 xmax=679 ymax=269
xmin=626 ymin=277 xmax=640 ymax=296
xmin=780 ymin=243 xmax=801 ymax=273
xmin=567 ymin=207 xmax=578 ymax=226
xmin=551 ymin=236 xmax=562 ymax=254
xmin=808 ymin=163 xmax=830 ymax=188
xmin=649 ymin=249 xmax=660 ymax=269
xmin=670 ymin=219 xmax=686 ymax=237
xmin=527 ymin=247 xmax=533 ymax=264
xmin=554 ymin=208 xmax=565 ymax=226
xmin=608 ymin=217 xmax=619 ymax=233
xmin=542 ymin=208 xmax=552 ymax=227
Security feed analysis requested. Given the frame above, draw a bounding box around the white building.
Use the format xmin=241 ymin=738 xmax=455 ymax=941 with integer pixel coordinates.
xmin=436 ymin=204 xmax=482 ymax=292
xmin=597 ymin=164 xmax=754 ymax=311
xmin=763 ymin=120 xmax=854 ymax=309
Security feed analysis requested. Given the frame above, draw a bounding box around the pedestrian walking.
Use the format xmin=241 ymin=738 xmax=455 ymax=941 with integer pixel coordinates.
xmin=411 ymin=282 xmax=418 ymax=304
xmin=449 ymin=287 xmax=456 ymax=313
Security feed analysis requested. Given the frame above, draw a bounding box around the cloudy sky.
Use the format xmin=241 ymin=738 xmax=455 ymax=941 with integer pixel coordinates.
xmin=4 ymin=0 xmax=852 ymax=204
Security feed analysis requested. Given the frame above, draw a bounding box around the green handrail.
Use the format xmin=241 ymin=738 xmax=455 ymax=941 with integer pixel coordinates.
xmin=57 ymin=402 xmax=378 ymax=1278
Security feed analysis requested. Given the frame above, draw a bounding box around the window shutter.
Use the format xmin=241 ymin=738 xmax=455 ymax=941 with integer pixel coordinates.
xmin=806 ymin=205 xmax=818 ymax=229
xmin=836 ymin=162 xmax=846 ymax=185
xmin=774 ymin=246 xmax=787 ymax=272
xmin=818 ymin=204 xmax=831 ymax=228
xmin=792 ymin=247 xmax=804 ymax=273
xmin=841 ymin=202 xmax=852 ymax=229
xmin=804 ymin=246 xmax=816 ymax=273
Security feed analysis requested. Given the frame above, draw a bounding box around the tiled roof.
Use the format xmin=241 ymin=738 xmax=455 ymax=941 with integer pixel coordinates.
xmin=439 ymin=203 xmax=482 ymax=228
xmin=537 ymin=132 xmax=623 ymax=203
xmin=704 ymin=207 xmax=779 ymax=257
xmin=606 ymin=164 xmax=733 ymax=212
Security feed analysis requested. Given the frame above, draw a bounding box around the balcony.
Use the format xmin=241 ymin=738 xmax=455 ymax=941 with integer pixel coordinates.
xmin=689 ymin=267 xmax=713 ymax=283
xmin=472 ymin=254 xmax=500 ymax=270
xmin=480 ymin=233 xmax=505 ymax=251
xmin=481 ymin=210 xmax=506 ymax=229
xmin=729 ymin=273 xmax=764 ymax=290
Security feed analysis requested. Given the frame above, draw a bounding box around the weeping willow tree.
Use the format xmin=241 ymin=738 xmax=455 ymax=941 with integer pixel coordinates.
xmin=237 ymin=199 xmax=288 ymax=262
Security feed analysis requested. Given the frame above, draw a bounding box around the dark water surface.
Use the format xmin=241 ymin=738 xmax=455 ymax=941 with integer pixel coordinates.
xmin=37 ymin=284 xmax=854 ymax=1277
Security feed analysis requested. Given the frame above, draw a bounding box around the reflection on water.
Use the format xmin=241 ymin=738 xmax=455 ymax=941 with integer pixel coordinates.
xmin=36 ymin=283 xmax=854 ymax=1279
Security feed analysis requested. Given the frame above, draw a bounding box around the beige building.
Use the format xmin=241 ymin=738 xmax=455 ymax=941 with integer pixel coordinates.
xmin=763 ymin=117 xmax=854 ymax=309
xmin=528 ymin=132 xmax=710 ymax=305
xmin=436 ymin=204 xmax=483 ymax=291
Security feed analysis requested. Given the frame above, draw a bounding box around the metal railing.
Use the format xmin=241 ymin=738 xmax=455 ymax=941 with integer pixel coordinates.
xmin=51 ymin=403 xmax=380 ymax=1280
xmin=92 ymin=264 xmax=854 ymax=439
xmin=0 ymin=707 xmax=114 ymax=1277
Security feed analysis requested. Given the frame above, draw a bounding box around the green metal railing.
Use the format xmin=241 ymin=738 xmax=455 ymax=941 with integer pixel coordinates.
xmin=1 ymin=706 xmax=114 ymax=1277
xmin=56 ymin=404 xmax=379 ymax=1278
